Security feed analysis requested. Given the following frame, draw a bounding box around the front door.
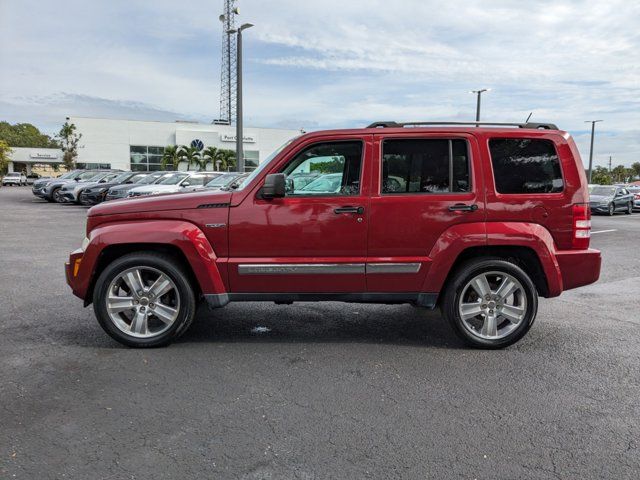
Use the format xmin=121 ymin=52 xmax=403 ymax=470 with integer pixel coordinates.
xmin=228 ymin=136 xmax=372 ymax=293
xmin=366 ymin=133 xmax=485 ymax=293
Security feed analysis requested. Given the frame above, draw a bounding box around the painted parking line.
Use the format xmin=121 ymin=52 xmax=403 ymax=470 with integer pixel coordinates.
xmin=591 ymin=229 xmax=617 ymax=234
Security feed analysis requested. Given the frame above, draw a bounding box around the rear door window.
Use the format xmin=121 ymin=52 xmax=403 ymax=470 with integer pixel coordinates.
xmin=489 ymin=138 xmax=563 ymax=194
xmin=381 ymin=139 xmax=470 ymax=194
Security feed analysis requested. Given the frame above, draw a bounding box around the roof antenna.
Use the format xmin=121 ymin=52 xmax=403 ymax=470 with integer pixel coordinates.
xmin=525 ymin=112 xmax=533 ymax=123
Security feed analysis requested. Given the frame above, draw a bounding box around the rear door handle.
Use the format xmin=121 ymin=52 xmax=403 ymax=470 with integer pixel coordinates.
xmin=448 ymin=203 xmax=478 ymax=212
xmin=334 ymin=206 xmax=364 ymax=214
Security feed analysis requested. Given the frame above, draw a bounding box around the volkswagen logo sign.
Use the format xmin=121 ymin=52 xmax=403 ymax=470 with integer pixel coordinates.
xmin=191 ymin=139 xmax=204 ymax=151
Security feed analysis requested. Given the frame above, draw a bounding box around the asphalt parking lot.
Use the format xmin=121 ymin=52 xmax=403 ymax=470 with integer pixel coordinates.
xmin=1 ymin=186 xmax=639 ymax=479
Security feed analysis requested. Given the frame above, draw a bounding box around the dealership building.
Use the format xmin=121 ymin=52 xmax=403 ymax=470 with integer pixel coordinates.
xmin=4 ymin=117 xmax=300 ymax=174
xmin=68 ymin=117 xmax=300 ymax=172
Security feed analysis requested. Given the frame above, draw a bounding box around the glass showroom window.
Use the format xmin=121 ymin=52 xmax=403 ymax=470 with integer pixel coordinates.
xmin=77 ymin=162 xmax=112 ymax=169
xmin=130 ymin=146 xmax=166 ymax=172
xmin=244 ymin=150 xmax=260 ymax=171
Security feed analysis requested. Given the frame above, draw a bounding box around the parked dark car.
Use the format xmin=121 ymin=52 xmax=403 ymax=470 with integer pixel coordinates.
xmin=58 ymin=172 xmax=122 ymax=204
xmin=79 ymin=172 xmax=152 ymax=206
xmin=589 ymin=185 xmax=634 ymax=215
xmin=104 ymin=171 xmax=170 ymax=201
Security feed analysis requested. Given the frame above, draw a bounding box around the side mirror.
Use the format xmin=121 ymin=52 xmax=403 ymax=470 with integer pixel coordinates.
xmin=262 ymin=173 xmax=286 ymax=199
xmin=182 ymin=182 xmax=190 ymax=187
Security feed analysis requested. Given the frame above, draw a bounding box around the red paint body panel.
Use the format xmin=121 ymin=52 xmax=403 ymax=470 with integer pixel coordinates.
xmin=66 ymin=126 xmax=601 ymax=305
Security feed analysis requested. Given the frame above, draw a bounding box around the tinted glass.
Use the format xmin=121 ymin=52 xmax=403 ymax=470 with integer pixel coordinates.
xmin=159 ymin=174 xmax=188 ymax=185
xmin=283 ymin=141 xmax=363 ymax=196
xmin=489 ymin=138 xmax=563 ymax=194
xmin=382 ymin=139 xmax=470 ymax=194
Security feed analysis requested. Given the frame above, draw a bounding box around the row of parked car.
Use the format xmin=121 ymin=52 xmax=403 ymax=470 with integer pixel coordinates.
xmin=588 ymin=184 xmax=640 ymax=215
xmin=31 ymin=169 xmax=249 ymax=206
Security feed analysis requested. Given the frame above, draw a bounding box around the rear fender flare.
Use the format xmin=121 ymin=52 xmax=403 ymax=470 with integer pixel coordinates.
xmin=421 ymin=222 xmax=562 ymax=297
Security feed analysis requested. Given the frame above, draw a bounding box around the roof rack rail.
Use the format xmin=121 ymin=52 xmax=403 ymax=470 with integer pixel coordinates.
xmin=366 ymin=121 xmax=559 ymax=130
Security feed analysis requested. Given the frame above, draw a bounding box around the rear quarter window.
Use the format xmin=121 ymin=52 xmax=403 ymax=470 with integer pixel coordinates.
xmin=489 ymin=138 xmax=563 ymax=194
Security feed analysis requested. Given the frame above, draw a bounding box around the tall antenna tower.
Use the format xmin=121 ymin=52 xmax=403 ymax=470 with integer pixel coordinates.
xmin=218 ymin=0 xmax=238 ymax=125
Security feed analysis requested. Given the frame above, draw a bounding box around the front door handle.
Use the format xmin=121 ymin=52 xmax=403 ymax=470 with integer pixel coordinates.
xmin=448 ymin=203 xmax=478 ymax=212
xmin=334 ymin=206 xmax=364 ymax=214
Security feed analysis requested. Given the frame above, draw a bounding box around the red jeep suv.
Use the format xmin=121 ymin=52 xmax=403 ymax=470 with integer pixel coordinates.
xmin=66 ymin=121 xmax=601 ymax=349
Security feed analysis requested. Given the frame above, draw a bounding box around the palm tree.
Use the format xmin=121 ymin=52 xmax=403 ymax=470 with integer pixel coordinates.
xmin=202 ymin=146 xmax=220 ymax=171
xmin=218 ymin=148 xmax=237 ymax=172
xmin=161 ymin=145 xmax=182 ymax=171
xmin=178 ymin=145 xmax=204 ymax=171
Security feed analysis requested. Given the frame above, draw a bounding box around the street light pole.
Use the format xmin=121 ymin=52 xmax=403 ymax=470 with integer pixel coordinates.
xmin=470 ymin=88 xmax=490 ymax=123
xmin=228 ymin=23 xmax=254 ymax=173
xmin=585 ymin=120 xmax=603 ymax=183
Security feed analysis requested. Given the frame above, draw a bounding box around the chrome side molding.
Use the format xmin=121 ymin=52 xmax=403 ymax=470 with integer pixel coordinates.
xmin=238 ymin=262 xmax=421 ymax=275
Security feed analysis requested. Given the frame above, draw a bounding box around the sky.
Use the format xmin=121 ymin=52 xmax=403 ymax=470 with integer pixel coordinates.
xmin=1 ymin=0 xmax=639 ymax=167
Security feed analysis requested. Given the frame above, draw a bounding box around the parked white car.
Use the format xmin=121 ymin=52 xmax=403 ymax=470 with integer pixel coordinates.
xmin=2 ymin=172 xmax=27 ymax=186
xmin=127 ymin=172 xmax=220 ymax=197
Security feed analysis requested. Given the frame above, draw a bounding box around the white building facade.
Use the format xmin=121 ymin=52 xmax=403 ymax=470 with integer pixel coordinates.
xmin=69 ymin=117 xmax=300 ymax=172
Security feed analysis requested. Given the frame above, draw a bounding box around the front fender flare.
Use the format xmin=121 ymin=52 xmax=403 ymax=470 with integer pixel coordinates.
xmin=76 ymin=220 xmax=226 ymax=301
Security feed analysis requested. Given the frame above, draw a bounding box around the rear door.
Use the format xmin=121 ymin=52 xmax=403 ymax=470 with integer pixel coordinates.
xmin=366 ymin=133 xmax=485 ymax=292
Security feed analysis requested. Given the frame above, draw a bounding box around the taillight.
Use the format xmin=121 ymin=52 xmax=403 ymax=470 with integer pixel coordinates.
xmin=634 ymin=193 xmax=640 ymax=201
xmin=572 ymin=203 xmax=591 ymax=250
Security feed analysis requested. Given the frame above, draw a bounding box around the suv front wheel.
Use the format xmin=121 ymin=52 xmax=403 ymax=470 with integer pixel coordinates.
xmin=93 ymin=252 xmax=197 ymax=347
xmin=441 ymin=258 xmax=538 ymax=349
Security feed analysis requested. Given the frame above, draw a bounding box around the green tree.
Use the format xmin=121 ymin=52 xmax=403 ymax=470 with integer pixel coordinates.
xmin=631 ymin=162 xmax=640 ymax=179
xmin=591 ymin=166 xmax=612 ymax=185
xmin=161 ymin=145 xmax=182 ymax=170
xmin=56 ymin=121 xmax=82 ymax=170
xmin=0 ymin=140 xmax=12 ymax=175
xmin=178 ymin=145 xmax=202 ymax=171
xmin=0 ymin=121 xmax=59 ymax=148
xmin=611 ymin=165 xmax=628 ymax=183
xmin=202 ymin=146 xmax=237 ymax=171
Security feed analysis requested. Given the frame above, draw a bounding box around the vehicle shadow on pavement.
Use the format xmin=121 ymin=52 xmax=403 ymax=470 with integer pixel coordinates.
xmin=177 ymin=303 xmax=464 ymax=349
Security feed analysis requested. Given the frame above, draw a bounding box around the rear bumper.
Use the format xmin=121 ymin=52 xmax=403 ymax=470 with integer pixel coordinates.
xmin=555 ymin=248 xmax=601 ymax=292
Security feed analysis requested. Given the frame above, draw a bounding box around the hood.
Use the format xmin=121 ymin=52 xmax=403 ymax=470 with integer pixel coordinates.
xmin=85 ymin=181 xmax=122 ymax=192
xmin=108 ymin=183 xmax=140 ymax=193
xmin=88 ymin=190 xmax=233 ymax=217
xmin=129 ymin=184 xmax=182 ymax=194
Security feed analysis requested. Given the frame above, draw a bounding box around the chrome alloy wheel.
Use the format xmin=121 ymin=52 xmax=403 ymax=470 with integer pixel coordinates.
xmin=105 ymin=266 xmax=180 ymax=338
xmin=458 ymin=271 xmax=528 ymax=340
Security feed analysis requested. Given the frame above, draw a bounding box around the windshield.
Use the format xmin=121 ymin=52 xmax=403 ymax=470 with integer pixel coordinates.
xmin=235 ymin=137 xmax=298 ymax=191
xmin=77 ymin=171 xmax=103 ymax=181
xmin=129 ymin=174 xmax=149 ymax=183
xmin=206 ymin=173 xmax=240 ymax=187
xmin=158 ymin=173 xmax=188 ymax=185
xmin=136 ymin=173 xmax=162 ymax=184
xmin=298 ymin=174 xmax=342 ymax=193
xmin=109 ymin=172 xmax=133 ymax=184
xmin=58 ymin=171 xmax=76 ymax=179
xmin=6 ymin=173 xmax=20 ymax=177
xmin=591 ymin=186 xmax=616 ymax=196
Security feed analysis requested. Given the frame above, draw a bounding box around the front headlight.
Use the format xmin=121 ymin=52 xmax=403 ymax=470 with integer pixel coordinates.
xmin=45 ymin=182 xmax=52 ymax=187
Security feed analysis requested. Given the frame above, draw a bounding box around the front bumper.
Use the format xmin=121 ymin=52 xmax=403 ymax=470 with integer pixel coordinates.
xmin=80 ymin=190 xmax=106 ymax=205
xmin=59 ymin=191 xmax=78 ymax=202
xmin=65 ymin=248 xmax=86 ymax=300
xmin=555 ymin=248 xmax=601 ymax=292
xmin=589 ymin=203 xmax=611 ymax=213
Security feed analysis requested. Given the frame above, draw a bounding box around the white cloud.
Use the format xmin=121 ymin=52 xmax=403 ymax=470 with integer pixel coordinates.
xmin=1 ymin=0 xmax=639 ymax=166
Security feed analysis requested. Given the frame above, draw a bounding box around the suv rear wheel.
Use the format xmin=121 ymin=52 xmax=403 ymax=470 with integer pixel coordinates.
xmin=441 ymin=258 xmax=538 ymax=349
xmin=93 ymin=252 xmax=197 ymax=347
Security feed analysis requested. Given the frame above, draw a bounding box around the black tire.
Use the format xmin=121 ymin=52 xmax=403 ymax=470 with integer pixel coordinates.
xmin=440 ymin=258 xmax=538 ymax=349
xmin=92 ymin=252 xmax=197 ymax=348
xmin=52 ymin=187 xmax=64 ymax=203
xmin=625 ymin=202 xmax=632 ymax=215
xmin=608 ymin=203 xmax=615 ymax=216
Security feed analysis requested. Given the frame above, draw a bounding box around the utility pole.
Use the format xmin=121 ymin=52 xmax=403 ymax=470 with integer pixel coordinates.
xmin=584 ymin=120 xmax=602 ymax=183
xmin=228 ymin=23 xmax=254 ymax=173
xmin=470 ymin=89 xmax=490 ymax=123
xmin=608 ymin=156 xmax=612 ymax=173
